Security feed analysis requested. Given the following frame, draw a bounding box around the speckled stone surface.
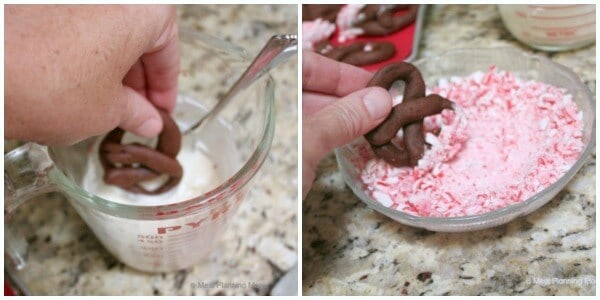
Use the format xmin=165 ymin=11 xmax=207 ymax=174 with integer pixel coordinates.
xmin=303 ymin=4 xmax=595 ymax=296
xmin=5 ymin=4 xmax=297 ymax=296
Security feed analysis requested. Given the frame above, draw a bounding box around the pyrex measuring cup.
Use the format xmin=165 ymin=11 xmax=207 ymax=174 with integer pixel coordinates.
xmin=498 ymin=4 xmax=595 ymax=51
xmin=4 ymin=29 xmax=275 ymax=273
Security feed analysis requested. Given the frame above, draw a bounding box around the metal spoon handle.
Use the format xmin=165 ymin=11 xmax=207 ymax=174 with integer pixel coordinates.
xmin=183 ymin=34 xmax=298 ymax=135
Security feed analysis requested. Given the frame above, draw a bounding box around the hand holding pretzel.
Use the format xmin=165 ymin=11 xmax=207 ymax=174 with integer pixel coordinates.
xmin=99 ymin=110 xmax=183 ymax=194
xmin=365 ymin=62 xmax=454 ymax=167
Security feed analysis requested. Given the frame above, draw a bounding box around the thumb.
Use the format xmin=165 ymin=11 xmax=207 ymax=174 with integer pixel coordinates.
xmin=303 ymin=86 xmax=392 ymax=166
xmin=118 ymin=86 xmax=164 ymax=137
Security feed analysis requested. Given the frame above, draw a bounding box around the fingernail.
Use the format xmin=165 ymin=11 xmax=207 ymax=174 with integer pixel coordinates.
xmin=135 ymin=117 xmax=162 ymax=137
xmin=363 ymin=87 xmax=390 ymax=120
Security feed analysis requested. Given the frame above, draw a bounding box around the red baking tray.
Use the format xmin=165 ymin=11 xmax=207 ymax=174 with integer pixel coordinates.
xmin=328 ymin=5 xmax=425 ymax=72
xmin=5 ymin=282 xmax=15 ymax=296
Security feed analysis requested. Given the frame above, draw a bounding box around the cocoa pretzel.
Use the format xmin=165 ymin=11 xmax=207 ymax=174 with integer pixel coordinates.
xmin=365 ymin=62 xmax=454 ymax=167
xmin=302 ymin=4 xmax=343 ymax=23
xmin=316 ymin=41 xmax=395 ymax=66
xmin=99 ymin=110 xmax=183 ymax=194
xmin=355 ymin=4 xmax=418 ymax=36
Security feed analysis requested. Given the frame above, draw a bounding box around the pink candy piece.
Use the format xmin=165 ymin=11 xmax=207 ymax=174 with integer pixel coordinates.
xmin=336 ymin=4 xmax=366 ymax=42
xmin=302 ymin=19 xmax=336 ymax=51
xmin=357 ymin=66 xmax=584 ymax=217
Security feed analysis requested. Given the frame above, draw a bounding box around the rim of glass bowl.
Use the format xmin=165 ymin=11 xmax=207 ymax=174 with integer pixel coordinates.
xmin=50 ymin=29 xmax=276 ymax=219
xmin=337 ymin=47 xmax=596 ymax=229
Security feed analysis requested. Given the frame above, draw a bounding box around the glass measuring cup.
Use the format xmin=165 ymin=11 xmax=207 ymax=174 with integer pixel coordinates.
xmin=498 ymin=4 xmax=595 ymax=51
xmin=4 ymin=29 xmax=275 ymax=273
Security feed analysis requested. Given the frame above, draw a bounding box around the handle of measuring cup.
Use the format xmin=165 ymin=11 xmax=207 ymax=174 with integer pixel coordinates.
xmin=4 ymin=143 xmax=58 ymax=270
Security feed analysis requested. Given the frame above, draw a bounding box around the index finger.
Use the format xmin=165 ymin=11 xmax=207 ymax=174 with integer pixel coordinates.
xmin=302 ymin=50 xmax=372 ymax=97
xmin=142 ymin=8 xmax=179 ymax=112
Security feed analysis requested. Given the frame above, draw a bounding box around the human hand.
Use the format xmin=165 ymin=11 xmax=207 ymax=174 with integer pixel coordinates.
xmin=302 ymin=51 xmax=392 ymax=198
xmin=5 ymin=5 xmax=179 ymax=145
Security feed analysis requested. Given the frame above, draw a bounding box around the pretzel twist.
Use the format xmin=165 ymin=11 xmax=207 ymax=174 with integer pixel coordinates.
xmin=317 ymin=41 xmax=395 ymax=66
xmin=355 ymin=4 xmax=418 ymax=36
xmin=365 ymin=62 xmax=454 ymax=167
xmin=302 ymin=4 xmax=343 ymax=23
xmin=99 ymin=110 xmax=183 ymax=194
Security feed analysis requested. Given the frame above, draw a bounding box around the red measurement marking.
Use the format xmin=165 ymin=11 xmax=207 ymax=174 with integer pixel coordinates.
xmin=547 ymin=30 xmax=577 ymax=38
xmin=156 ymin=216 xmax=209 ymax=234
xmin=528 ymin=9 xmax=595 ymax=20
xmin=527 ymin=5 xmax=583 ymax=9
xmin=525 ymin=32 xmax=595 ymax=42
xmin=532 ymin=22 xmax=595 ymax=31
xmin=155 ymin=194 xmax=228 ymax=216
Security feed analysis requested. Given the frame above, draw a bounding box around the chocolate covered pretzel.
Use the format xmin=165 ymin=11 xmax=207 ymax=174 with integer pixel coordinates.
xmin=316 ymin=41 xmax=395 ymax=66
xmin=356 ymin=4 xmax=418 ymax=36
xmin=365 ymin=62 xmax=454 ymax=167
xmin=99 ymin=110 xmax=183 ymax=194
xmin=303 ymin=4 xmax=343 ymax=23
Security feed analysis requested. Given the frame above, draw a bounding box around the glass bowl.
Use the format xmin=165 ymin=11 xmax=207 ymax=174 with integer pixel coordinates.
xmin=335 ymin=47 xmax=595 ymax=232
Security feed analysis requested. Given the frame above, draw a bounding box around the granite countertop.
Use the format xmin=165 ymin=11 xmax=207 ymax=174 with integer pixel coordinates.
xmin=303 ymin=5 xmax=595 ymax=296
xmin=6 ymin=4 xmax=297 ymax=296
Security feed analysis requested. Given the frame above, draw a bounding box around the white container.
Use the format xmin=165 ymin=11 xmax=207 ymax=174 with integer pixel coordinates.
xmin=498 ymin=4 xmax=595 ymax=51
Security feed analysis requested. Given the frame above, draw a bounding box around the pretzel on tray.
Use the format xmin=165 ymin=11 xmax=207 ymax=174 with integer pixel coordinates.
xmin=316 ymin=40 xmax=396 ymax=66
xmin=302 ymin=4 xmax=343 ymax=23
xmin=355 ymin=4 xmax=419 ymax=36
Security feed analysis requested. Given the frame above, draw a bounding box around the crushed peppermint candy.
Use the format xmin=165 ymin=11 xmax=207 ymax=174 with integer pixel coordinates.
xmin=336 ymin=4 xmax=366 ymax=43
xmin=356 ymin=66 xmax=584 ymax=217
xmin=302 ymin=18 xmax=336 ymax=51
